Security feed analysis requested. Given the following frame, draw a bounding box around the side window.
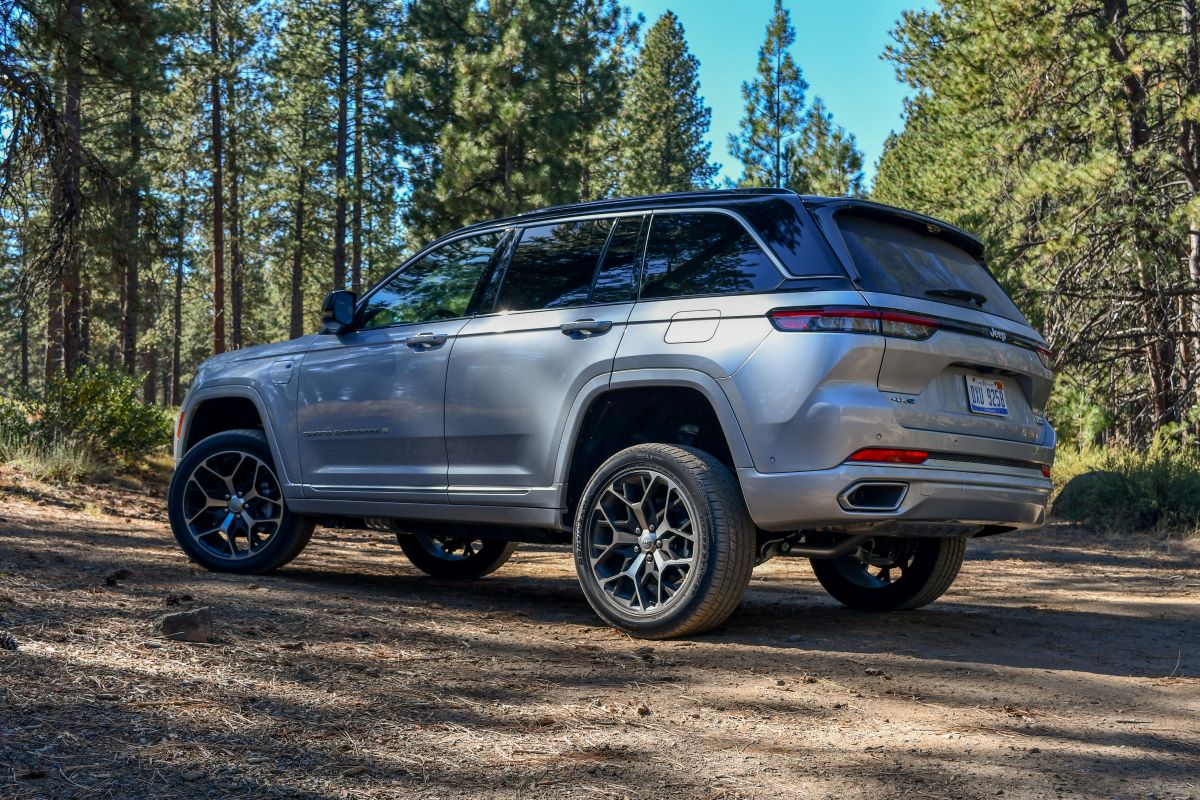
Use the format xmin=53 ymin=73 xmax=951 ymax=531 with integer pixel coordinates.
xmin=495 ymin=219 xmax=612 ymax=312
xmin=358 ymin=232 xmax=502 ymax=329
xmin=641 ymin=212 xmax=781 ymax=299
xmin=591 ymin=215 xmax=646 ymax=304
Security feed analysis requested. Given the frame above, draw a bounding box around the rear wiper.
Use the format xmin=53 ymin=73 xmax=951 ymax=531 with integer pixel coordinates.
xmin=926 ymin=287 xmax=987 ymax=307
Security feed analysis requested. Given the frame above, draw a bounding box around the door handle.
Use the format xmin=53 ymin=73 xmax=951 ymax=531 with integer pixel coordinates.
xmin=560 ymin=319 xmax=613 ymax=336
xmin=405 ymin=332 xmax=448 ymax=349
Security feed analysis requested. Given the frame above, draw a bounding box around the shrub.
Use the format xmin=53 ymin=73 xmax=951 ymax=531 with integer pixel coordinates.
xmin=0 ymin=368 xmax=172 ymax=480
xmin=36 ymin=368 xmax=172 ymax=460
xmin=1052 ymin=428 xmax=1200 ymax=534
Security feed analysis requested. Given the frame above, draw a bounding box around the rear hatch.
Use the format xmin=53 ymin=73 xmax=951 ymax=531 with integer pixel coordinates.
xmin=810 ymin=201 xmax=1052 ymax=446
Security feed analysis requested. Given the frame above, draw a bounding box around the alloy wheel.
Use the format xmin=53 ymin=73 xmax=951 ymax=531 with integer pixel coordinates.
xmin=583 ymin=468 xmax=698 ymax=615
xmin=181 ymin=450 xmax=285 ymax=561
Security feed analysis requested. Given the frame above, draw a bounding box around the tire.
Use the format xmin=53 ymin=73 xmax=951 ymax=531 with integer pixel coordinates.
xmin=168 ymin=429 xmax=315 ymax=575
xmin=810 ymin=536 xmax=967 ymax=612
xmin=396 ymin=533 xmax=518 ymax=579
xmin=573 ymin=444 xmax=755 ymax=639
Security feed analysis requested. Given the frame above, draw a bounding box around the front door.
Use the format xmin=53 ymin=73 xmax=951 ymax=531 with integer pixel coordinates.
xmin=297 ymin=231 xmax=504 ymax=501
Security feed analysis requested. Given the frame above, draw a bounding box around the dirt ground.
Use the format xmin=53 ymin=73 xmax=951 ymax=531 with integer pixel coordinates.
xmin=0 ymin=469 xmax=1197 ymax=800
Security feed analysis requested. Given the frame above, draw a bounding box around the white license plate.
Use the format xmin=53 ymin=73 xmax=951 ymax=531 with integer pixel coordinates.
xmin=966 ymin=375 xmax=1009 ymax=416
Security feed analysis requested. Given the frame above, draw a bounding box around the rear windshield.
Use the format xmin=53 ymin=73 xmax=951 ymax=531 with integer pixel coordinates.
xmin=837 ymin=215 xmax=1028 ymax=324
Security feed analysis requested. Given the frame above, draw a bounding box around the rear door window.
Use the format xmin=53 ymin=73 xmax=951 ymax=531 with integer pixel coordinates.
xmin=496 ymin=219 xmax=613 ymax=312
xmin=591 ymin=215 xmax=646 ymax=304
xmin=837 ymin=215 xmax=1028 ymax=324
xmin=641 ymin=212 xmax=781 ymax=299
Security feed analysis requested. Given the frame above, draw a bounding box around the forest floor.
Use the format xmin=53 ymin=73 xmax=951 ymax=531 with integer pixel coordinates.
xmin=0 ymin=466 xmax=1198 ymax=800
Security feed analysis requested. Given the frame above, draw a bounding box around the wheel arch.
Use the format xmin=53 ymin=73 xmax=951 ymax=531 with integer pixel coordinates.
xmin=178 ymin=386 xmax=295 ymax=487
xmin=555 ymin=370 xmax=754 ymax=528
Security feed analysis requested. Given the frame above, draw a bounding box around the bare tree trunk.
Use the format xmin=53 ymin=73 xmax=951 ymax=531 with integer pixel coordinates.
xmin=44 ymin=281 xmax=62 ymax=382
xmin=227 ymin=65 xmax=243 ymax=350
xmin=121 ymin=88 xmax=142 ymax=374
xmin=210 ymin=0 xmax=226 ymax=355
xmin=333 ymin=0 xmax=349 ymax=291
xmin=290 ymin=126 xmax=309 ymax=340
xmin=141 ymin=293 xmax=155 ymax=404
xmin=351 ymin=37 xmax=364 ymax=295
xmin=60 ymin=0 xmax=84 ymax=377
xmin=171 ymin=202 xmax=184 ymax=405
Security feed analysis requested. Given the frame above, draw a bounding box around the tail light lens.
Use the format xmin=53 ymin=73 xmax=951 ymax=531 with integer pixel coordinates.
xmin=769 ymin=307 xmax=939 ymax=341
xmin=1035 ymin=347 xmax=1053 ymax=370
xmin=1040 ymin=464 xmax=1051 ymax=478
xmin=847 ymin=448 xmax=929 ymax=465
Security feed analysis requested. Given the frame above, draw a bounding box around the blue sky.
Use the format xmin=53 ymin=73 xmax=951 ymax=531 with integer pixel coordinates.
xmin=623 ymin=1 xmax=920 ymax=188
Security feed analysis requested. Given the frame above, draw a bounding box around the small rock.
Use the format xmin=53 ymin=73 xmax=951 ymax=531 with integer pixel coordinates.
xmin=342 ymin=765 xmax=366 ymax=777
xmin=294 ymin=667 xmax=320 ymax=683
xmin=104 ymin=568 xmax=133 ymax=586
xmin=636 ymin=704 xmax=651 ymax=716
xmin=161 ymin=607 xmax=213 ymax=643
xmin=864 ymin=667 xmax=883 ymax=676
xmin=776 ymin=679 xmax=787 ymax=686
xmin=142 ymin=641 xmax=164 ymax=649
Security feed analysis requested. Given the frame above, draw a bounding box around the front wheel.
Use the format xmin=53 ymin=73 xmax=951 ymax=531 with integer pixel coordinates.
xmin=809 ymin=536 xmax=967 ymax=612
xmin=167 ymin=429 xmax=314 ymax=574
xmin=396 ymin=533 xmax=517 ymax=579
xmin=573 ymin=444 xmax=755 ymax=639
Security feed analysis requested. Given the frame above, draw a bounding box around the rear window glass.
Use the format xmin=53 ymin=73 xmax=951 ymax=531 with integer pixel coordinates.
xmin=641 ymin=213 xmax=781 ymax=299
xmin=591 ymin=215 xmax=645 ymax=304
xmin=838 ymin=215 xmax=1028 ymax=324
xmin=497 ymin=219 xmax=612 ymax=311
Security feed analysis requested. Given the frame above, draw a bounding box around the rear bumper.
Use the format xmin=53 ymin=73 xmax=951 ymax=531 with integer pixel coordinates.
xmin=738 ymin=463 xmax=1051 ymax=532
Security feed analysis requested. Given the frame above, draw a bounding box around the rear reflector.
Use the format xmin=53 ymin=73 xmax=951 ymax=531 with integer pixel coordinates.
xmin=175 ymin=411 xmax=185 ymax=441
xmin=1040 ymin=464 xmax=1051 ymax=478
xmin=769 ymin=307 xmax=939 ymax=340
xmin=847 ymin=448 xmax=929 ymax=465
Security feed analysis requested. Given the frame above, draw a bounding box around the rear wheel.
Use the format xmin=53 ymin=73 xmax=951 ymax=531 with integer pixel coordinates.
xmin=396 ymin=533 xmax=517 ymax=579
xmin=809 ymin=536 xmax=967 ymax=611
xmin=573 ymin=444 xmax=755 ymax=639
xmin=168 ymin=429 xmax=314 ymax=574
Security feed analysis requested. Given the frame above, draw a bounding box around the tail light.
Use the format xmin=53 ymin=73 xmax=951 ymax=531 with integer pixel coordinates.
xmin=1040 ymin=464 xmax=1051 ymax=478
xmin=1035 ymin=347 xmax=1053 ymax=370
xmin=769 ymin=307 xmax=939 ymax=341
xmin=847 ymin=448 xmax=929 ymax=465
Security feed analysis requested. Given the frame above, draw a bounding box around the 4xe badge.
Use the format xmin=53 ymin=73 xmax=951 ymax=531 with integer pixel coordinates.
xmin=988 ymin=327 xmax=1008 ymax=342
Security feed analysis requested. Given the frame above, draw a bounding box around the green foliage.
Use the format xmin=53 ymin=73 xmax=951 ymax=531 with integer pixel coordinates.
xmin=1053 ymin=431 xmax=1200 ymax=536
xmin=728 ymin=0 xmax=807 ymax=189
xmin=791 ymin=98 xmax=863 ymax=196
xmin=0 ymin=369 xmax=171 ymax=478
xmin=616 ymin=12 xmax=718 ymax=195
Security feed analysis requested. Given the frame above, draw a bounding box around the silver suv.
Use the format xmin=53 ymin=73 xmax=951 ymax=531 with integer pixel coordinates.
xmin=169 ymin=190 xmax=1055 ymax=639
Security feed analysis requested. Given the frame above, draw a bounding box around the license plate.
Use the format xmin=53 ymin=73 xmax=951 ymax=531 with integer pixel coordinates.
xmin=966 ymin=375 xmax=1009 ymax=416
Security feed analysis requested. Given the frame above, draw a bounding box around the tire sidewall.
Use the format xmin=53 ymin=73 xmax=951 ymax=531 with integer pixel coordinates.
xmin=810 ymin=537 xmax=961 ymax=612
xmin=168 ymin=430 xmax=305 ymax=575
xmin=396 ymin=535 xmax=516 ymax=579
xmin=573 ymin=447 xmax=724 ymax=635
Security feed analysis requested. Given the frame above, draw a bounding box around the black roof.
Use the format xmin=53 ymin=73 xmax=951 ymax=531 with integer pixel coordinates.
xmin=448 ymin=188 xmax=984 ymax=255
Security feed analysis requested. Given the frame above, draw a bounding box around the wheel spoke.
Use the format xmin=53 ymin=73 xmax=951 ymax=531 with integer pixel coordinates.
xmin=183 ymin=451 xmax=285 ymax=563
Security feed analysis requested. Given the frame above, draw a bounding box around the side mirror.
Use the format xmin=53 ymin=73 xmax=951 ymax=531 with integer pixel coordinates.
xmin=321 ymin=289 xmax=357 ymax=334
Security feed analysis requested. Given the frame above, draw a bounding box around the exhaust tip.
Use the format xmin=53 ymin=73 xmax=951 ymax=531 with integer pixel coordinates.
xmin=839 ymin=481 xmax=908 ymax=512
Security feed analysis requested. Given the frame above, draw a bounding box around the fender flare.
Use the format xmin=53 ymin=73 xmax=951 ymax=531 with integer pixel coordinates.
xmin=178 ymin=384 xmax=296 ymax=489
xmin=551 ymin=368 xmax=756 ymax=492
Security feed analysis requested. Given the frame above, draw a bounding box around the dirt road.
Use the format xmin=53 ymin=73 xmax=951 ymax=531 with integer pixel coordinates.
xmin=1 ymin=474 xmax=1197 ymax=799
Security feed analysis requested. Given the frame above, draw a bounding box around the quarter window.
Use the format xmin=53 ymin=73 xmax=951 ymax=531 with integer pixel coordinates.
xmin=358 ymin=232 xmax=502 ymax=329
xmin=641 ymin=212 xmax=781 ymax=299
xmin=496 ymin=219 xmax=613 ymax=312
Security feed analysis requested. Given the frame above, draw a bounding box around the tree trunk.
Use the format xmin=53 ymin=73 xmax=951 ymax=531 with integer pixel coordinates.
xmin=171 ymin=202 xmax=185 ymax=406
xmin=44 ymin=280 xmax=62 ymax=382
xmin=121 ymin=88 xmax=142 ymax=374
xmin=60 ymin=0 xmax=84 ymax=377
xmin=227 ymin=63 xmax=243 ymax=350
xmin=210 ymin=0 xmax=226 ymax=355
xmin=351 ymin=37 xmax=364 ymax=294
xmin=333 ymin=0 xmax=349 ymax=291
xmin=290 ymin=126 xmax=309 ymax=340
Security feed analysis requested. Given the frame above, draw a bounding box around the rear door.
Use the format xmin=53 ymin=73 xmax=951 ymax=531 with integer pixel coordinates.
xmin=443 ymin=214 xmax=645 ymax=508
xmin=817 ymin=208 xmax=1052 ymax=445
xmin=297 ymin=231 xmax=503 ymax=501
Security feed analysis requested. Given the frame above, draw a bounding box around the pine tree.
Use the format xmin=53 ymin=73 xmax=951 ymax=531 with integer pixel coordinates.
xmin=616 ymin=12 xmax=717 ymax=196
xmin=792 ymin=98 xmax=863 ymax=196
xmin=729 ymin=0 xmax=807 ymax=189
